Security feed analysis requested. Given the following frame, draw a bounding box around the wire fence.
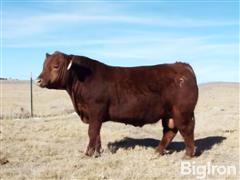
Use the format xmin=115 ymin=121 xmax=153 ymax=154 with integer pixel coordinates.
xmin=1 ymin=78 xmax=74 ymax=120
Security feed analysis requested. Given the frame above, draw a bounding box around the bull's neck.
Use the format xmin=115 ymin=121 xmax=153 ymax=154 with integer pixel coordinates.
xmin=65 ymin=75 xmax=82 ymax=115
xmin=65 ymin=72 xmax=80 ymax=97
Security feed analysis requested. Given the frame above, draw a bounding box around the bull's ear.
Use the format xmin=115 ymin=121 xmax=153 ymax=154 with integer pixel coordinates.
xmin=46 ymin=53 xmax=50 ymax=58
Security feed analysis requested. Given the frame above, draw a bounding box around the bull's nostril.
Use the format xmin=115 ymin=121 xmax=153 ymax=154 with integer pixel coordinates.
xmin=35 ymin=78 xmax=42 ymax=86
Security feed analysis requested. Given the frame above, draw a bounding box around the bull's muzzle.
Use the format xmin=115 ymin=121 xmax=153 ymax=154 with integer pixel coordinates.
xmin=35 ymin=78 xmax=46 ymax=88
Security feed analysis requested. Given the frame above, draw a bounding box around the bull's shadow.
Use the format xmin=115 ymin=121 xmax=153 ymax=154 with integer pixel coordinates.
xmin=107 ymin=136 xmax=226 ymax=156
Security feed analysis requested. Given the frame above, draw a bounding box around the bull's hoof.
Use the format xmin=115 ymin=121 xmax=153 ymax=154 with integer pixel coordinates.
xmin=155 ymin=148 xmax=173 ymax=157
xmin=182 ymin=152 xmax=195 ymax=159
xmin=150 ymin=154 xmax=161 ymax=160
xmin=85 ymin=148 xmax=95 ymax=157
xmin=182 ymin=154 xmax=193 ymax=160
xmin=182 ymin=147 xmax=196 ymax=159
xmin=93 ymin=151 xmax=101 ymax=158
xmin=155 ymin=147 xmax=165 ymax=156
xmin=85 ymin=148 xmax=103 ymax=158
xmin=150 ymin=149 xmax=168 ymax=160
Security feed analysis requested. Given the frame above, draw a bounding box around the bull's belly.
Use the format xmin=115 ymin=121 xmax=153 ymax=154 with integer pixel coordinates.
xmin=110 ymin=117 xmax=161 ymax=127
xmin=108 ymin=102 xmax=164 ymax=126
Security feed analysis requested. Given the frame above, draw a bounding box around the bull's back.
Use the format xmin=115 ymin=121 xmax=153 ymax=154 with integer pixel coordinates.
xmin=106 ymin=62 xmax=197 ymax=96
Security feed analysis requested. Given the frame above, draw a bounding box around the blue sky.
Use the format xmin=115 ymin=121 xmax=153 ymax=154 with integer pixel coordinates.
xmin=1 ymin=0 xmax=239 ymax=83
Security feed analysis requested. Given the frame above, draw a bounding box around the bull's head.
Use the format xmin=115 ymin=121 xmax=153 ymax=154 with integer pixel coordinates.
xmin=36 ymin=51 xmax=92 ymax=89
xmin=36 ymin=51 xmax=73 ymax=89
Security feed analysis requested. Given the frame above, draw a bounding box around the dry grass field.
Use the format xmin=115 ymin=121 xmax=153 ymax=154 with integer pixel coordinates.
xmin=0 ymin=80 xmax=239 ymax=179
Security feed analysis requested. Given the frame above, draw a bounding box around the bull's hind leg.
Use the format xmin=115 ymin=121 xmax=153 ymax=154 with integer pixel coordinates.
xmin=156 ymin=118 xmax=178 ymax=155
xmin=174 ymin=109 xmax=195 ymax=158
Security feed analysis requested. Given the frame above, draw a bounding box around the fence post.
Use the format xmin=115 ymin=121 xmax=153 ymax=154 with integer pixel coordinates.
xmin=30 ymin=73 xmax=33 ymax=117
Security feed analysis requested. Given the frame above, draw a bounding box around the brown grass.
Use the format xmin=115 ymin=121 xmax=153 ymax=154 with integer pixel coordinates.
xmin=1 ymin=80 xmax=73 ymax=119
xmin=0 ymin=81 xmax=239 ymax=179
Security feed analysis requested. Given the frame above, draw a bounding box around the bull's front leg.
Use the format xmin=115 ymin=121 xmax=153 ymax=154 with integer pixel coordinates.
xmin=85 ymin=120 xmax=102 ymax=157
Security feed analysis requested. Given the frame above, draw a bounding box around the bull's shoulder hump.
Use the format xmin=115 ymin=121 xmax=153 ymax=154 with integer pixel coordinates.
xmin=175 ymin=61 xmax=191 ymax=67
xmin=174 ymin=61 xmax=195 ymax=74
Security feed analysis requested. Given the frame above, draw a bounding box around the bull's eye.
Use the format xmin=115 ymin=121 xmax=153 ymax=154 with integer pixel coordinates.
xmin=53 ymin=64 xmax=59 ymax=69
